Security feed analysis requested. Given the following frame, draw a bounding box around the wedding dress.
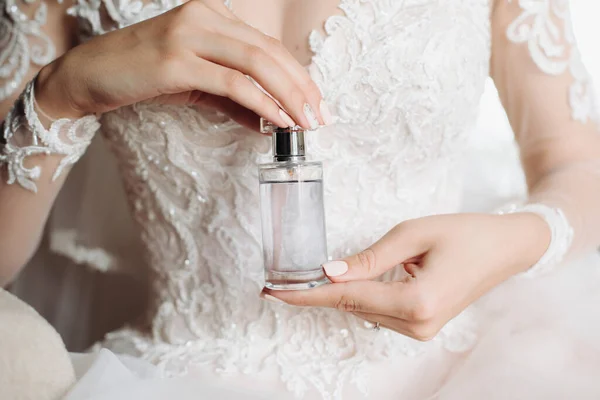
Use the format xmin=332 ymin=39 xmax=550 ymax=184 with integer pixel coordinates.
xmin=2 ymin=0 xmax=600 ymax=399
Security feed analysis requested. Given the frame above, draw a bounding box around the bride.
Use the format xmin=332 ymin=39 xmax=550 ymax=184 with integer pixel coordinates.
xmin=2 ymin=0 xmax=600 ymax=399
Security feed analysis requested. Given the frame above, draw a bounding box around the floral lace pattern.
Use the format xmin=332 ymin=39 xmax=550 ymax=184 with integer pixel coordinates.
xmin=507 ymin=0 xmax=599 ymax=123
xmin=1 ymin=80 xmax=99 ymax=192
xmin=0 ymin=0 xmax=58 ymax=101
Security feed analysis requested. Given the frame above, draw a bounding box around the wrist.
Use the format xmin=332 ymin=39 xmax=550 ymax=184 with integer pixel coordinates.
xmin=35 ymin=60 xmax=89 ymax=121
xmin=506 ymin=212 xmax=552 ymax=273
xmin=496 ymin=203 xmax=573 ymax=277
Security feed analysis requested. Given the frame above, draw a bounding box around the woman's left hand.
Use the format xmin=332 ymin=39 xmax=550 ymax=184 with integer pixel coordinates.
xmin=262 ymin=213 xmax=551 ymax=341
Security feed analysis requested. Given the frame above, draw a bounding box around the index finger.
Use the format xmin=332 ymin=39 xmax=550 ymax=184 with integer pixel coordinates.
xmin=263 ymin=280 xmax=415 ymax=318
xmin=208 ymin=12 xmax=328 ymax=126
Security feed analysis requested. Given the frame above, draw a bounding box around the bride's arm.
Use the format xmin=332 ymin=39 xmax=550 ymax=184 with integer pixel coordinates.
xmin=0 ymin=0 xmax=84 ymax=285
xmin=491 ymin=0 xmax=600 ymax=274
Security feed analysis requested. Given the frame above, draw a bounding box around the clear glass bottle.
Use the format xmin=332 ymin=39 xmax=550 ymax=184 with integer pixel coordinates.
xmin=259 ymin=120 xmax=329 ymax=290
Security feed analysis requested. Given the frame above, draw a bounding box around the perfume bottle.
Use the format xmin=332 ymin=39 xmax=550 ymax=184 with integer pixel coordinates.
xmin=259 ymin=120 xmax=329 ymax=290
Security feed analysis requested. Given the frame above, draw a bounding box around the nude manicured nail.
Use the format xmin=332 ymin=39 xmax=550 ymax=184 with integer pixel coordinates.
xmin=303 ymin=103 xmax=319 ymax=130
xmin=322 ymin=261 xmax=348 ymax=277
xmin=262 ymin=294 xmax=286 ymax=304
xmin=319 ymin=100 xmax=334 ymax=125
xmin=278 ymin=109 xmax=296 ymax=127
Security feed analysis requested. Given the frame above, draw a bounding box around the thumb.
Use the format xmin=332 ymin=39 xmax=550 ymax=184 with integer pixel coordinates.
xmin=323 ymin=222 xmax=431 ymax=282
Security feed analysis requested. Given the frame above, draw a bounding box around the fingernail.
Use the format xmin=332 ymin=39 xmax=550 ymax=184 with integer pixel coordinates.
xmin=322 ymin=260 xmax=348 ymax=277
xmin=303 ymin=103 xmax=319 ymax=130
xmin=278 ymin=109 xmax=296 ymax=127
xmin=262 ymin=294 xmax=286 ymax=304
xmin=319 ymin=100 xmax=334 ymax=125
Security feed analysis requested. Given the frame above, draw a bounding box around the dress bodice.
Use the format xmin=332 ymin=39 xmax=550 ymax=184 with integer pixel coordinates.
xmin=55 ymin=0 xmax=492 ymax=397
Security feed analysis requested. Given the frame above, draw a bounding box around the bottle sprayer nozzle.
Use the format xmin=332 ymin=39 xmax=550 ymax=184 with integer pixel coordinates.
xmin=260 ymin=118 xmax=306 ymax=161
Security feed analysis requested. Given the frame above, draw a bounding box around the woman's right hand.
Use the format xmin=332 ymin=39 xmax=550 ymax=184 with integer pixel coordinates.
xmin=35 ymin=0 xmax=329 ymax=130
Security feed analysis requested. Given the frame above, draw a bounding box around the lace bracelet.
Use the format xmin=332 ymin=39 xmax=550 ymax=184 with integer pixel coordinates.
xmin=0 ymin=80 xmax=100 ymax=193
xmin=495 ymin=203 xmax=574 ymax=277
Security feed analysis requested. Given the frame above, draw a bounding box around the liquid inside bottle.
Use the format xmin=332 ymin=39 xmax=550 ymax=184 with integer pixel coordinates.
xmin=260 ymin=178 xmax=328 ymax=290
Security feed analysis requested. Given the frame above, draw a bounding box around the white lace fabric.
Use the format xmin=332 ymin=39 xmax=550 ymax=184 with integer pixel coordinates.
xmin=1 ymin=81 xmax=99 ymax=192
xmin=0 ymin=0 xmax=57 ymax=102
xmin=1 ymin=0 xmax=600 ymax=399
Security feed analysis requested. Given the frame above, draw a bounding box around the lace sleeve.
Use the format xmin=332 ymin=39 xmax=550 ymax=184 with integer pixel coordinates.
xmin=1 ymin=0 xmax=98 ymax=192
xmin=0 ymin=1 xmax=102 ymax=283
xmin=1 ymin=80 xmax=100 ymax=192
xmin=491 ymin=0 xmax=600 ymax=276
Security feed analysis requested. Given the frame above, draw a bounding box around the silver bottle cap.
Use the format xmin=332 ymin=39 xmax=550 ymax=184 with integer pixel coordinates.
xmin=260 ymin=119 xmax=306 ymax=161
